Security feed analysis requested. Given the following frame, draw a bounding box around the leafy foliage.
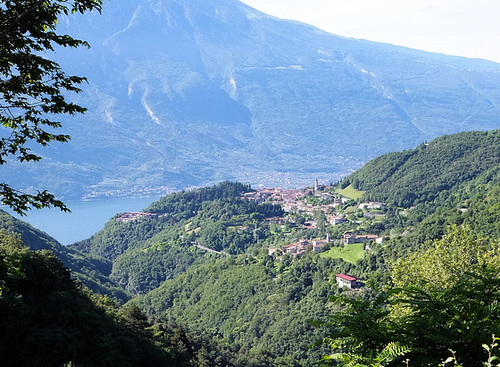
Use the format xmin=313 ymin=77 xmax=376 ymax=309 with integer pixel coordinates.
xmin=311 ymin=290 xmax=401 ymax=367
xmin=393 ymin=269 xmax=500 ymax=366
xmin=0 ymin=230 xmax=26 ymax=293
xmin=391 ymin=225 xmax=500 ymax=290
xmin=0 ymin=237 xmax=162 ymax=366
xmin=134 ymin=254 xmax=342 ymax=366
xmin=316 ymin=226 xmax=500 ymax=366
xmin=0 ymin=0 xmax=102 ymax=214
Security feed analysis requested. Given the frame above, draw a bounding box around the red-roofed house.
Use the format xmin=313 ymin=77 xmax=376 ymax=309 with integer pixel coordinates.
xmin=336 ymin=273 xmax=363 ymax=289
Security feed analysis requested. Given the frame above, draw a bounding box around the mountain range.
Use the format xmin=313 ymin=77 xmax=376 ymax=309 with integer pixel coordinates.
xmin=5 ymin=0 xmax=500 ymax=200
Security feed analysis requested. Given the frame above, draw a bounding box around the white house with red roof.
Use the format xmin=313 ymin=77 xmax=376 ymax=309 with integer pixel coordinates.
xmin=336 ymin=273 xmax=363 ymax=289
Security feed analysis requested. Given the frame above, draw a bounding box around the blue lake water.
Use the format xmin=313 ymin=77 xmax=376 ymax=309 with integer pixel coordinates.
xmin=9 ymin=196 xmax=161 ymax=245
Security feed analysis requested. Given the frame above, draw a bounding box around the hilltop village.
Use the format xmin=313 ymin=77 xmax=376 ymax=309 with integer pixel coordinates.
xmin=242 ymin=183 xmax=385 ymax=257
xmin=115 ymin=182 xmax=386 ymax=267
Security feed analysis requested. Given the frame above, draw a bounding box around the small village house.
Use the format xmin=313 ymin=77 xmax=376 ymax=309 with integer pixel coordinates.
xmin=343 ymin=233 xmax=378 ymax=246
xmin=329 ymin=215 xmax=346 ymax=225
xmin=116 ymin=212 xmax=157 ymax=222
xmin=358 ymin=202 xmax=386 ymax=210
xmin=336 ymin=273 xmax=363 ymax=289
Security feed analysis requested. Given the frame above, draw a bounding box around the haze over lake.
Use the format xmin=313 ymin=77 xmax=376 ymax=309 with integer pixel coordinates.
xmin=9 ymin=197 xmax=160 ymax=245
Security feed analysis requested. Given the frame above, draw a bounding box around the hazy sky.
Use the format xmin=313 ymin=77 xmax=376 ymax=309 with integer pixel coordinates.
xmin=240 ymin=0 xmax=500 ymax=63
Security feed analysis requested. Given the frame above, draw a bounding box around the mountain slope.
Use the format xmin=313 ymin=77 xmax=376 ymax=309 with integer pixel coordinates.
xmin=0 ymin=234 xmax=221 ymax=367
xmin=0 ymin=210 xmax=129 ymax=301
xmin=343 ymin=129 xmax=500 ymax=207
xmin=134 ymin=255 xmax=336 ymax=366
xmin=69 ymin=182 xmax=284 ymax=295
xmin=5 ymin=0 xmax=500 ymax=199
xmin=336 ymin=129 xmax=500 ymax=257
xmin=65 ymin=130 xmax=500 ymax=365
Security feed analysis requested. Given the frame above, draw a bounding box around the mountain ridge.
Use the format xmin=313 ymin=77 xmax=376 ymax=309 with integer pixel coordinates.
xmin=344 ymin=129 xmax=500 ymax=207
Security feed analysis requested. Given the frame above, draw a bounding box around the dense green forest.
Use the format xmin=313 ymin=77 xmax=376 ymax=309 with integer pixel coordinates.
xmin=1 ymin=130 xmax=500 ymax=365
xmin=0 ymin=230 xmax=236 ymax=366
xmin=342 ymin=129 xmax=500 ymax=208
xmin=135 ymin=254 xmax=344 ymax=366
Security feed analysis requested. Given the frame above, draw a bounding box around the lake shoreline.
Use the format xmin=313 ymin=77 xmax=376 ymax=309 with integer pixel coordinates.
xmin=5 ymin=196 xmax=162 ymax=245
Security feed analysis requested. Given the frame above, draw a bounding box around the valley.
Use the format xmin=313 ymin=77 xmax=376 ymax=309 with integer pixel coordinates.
xmin=2 ymin=129 xmax=500 ymax=366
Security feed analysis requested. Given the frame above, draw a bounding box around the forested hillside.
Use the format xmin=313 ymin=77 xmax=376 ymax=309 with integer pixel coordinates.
xmin=68 ymin=182 xmax=352 ymax=364
xmin=338 ymin=129 xmax=500 ymax=256
xmin=343 ymin=129 xmax=500 ymax=207
xmin=67 ymin=128 xmax=500 ymax=364
xmin=136 ymin=254 xmax=342 ymax=365
xmin=313 ymin=130 xmax=500 ymax=366
xmin=0 ymin=210 xmax=128 ymax=302
xmin=2 ymin=130 xmax=500 ymax=365
xmin=0 ymin=231 xmax=231 ymax=367
xmin=70 ymin=182 xmax=284 ymax=295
